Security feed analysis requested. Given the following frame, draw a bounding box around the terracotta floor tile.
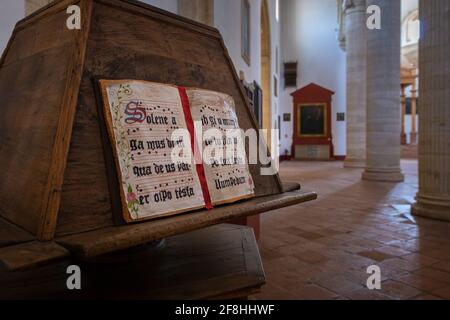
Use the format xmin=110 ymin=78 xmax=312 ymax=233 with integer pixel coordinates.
xmin=281 ymin=226 xmax=305 ymax=237
xmin=293 ymin=250 xmax=329 ymax=264
xmin=400 ymin=253 xmax=439 ymax=267
xmin=251 ymin=160 xmax=450 ymax=300
xmin=259 ymin=248 xmax=285 ymax=261
xmin=379 ymin=280 xmax=422 ymax=299
xmin=290 ymin=284 xmax=339 ymax=300
xmin=431 ymin=261 xmax=450 ymax=273
xmin=420 ymin=248 xmax=450 ymax=261
xmin=358 ymin=250 xmax=394 ymax=262
xmin=380 ymin=256 xmax=425 ymax=272
xmin=345 ymin=288 xmax=392 ymax=300
xmin=336 ymin=243 xmax=368 ymax=254
xmin=254 ymin=283 xmax=299 ymax=300
xmin=258 ymin=237 xmax=286 ymax=250
xmin=267 ymin=230 xmax=303 ymax=245
xmin=413 ymin=268 xmax=450 ymax=284
xmin=297 ymin=231 xmax=325 ymax=241
xmin=414 ymin=294 xmax=443 ymax=300
xmin=268 ymin=256 xmax=310 ymax=272
xmin=432 ymin=286 xmax=450 ymax=299
xmin=393 ymin=273 xmax=448 ymax=292
xmin=313 ymin=275 xmax=365 ymax=295
xmin=374 ymin=245 xmax=411 ymax=257
xmin=348 ymin=239 xmax=383 ymax=249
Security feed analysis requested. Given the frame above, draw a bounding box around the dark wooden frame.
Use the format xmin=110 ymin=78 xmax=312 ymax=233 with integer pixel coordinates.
xmin=291 ymin=83 xmax=334 ymax=160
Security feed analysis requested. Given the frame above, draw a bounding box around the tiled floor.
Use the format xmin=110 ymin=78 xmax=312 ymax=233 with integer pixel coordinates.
xmin=252 ymin=160 xmax=450 ymax=300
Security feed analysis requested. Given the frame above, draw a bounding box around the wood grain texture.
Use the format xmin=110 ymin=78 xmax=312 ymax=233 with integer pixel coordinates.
xmin=0 ymin=0 xmax=285 ymax=241
xmin=80 ymin=224 xmax=265 ymax=299
xmin=38 ymin=0 xmax=94 ymax=240
xmin=282 ymin=181 xmax=301 ymax=193
xmin=0 ymin=241 xmax=69 ymax=272
xmin=56 ymin=0 xmax=282 ymax=236
xmin=0 ymin=217 xmax=34 ymax=249
xmin=56 ymin=190 xmax=317 ymax=258
xmin=0 ymin=2 xmax=81 ymax=236
xmin=0 ymin=224 xmax=264 ymax=299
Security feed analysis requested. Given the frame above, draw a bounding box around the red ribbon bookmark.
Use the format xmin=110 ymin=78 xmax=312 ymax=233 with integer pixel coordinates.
xmin=178 ymin=86 xmax=213 ymax=210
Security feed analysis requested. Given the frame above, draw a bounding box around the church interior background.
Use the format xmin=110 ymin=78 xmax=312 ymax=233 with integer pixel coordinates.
xmin=1 ymin=0 xmax=450 ymax=300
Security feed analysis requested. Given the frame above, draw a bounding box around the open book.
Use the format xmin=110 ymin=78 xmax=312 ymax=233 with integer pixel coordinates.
xmin=99 ymin=80 xmax=255 ymax=222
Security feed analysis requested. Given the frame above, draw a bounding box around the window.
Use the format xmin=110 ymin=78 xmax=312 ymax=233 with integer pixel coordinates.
xmin=275 ymin=0 xmax=279 ymax=22
xmin=241 ymin=0 xmax=251 ymax=65
xmin=275 ymin=47 xmax=279 ymax=74
xmin=284 ymin=61 xmax=298 ymax=88
xmin=274 ymin=76 xmax=278 ymax=97
xmin=402 ymin=10 xmax=420 ymax=46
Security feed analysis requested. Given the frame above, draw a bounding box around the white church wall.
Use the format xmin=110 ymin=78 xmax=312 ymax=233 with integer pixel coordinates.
xmin=135 ymin=0 xmax=284 ymax=126
xmin=214 ymin=0 xmax=260 ymax=84
xmin=214 ymin=0 xmax=280 ymax=141
xmin=404 ymin=115 xmax=419 ymax=145
xmin=279 ymin=0 xmax=346 ymax=157
xmin=0 ymin=0 xmax=280 ymax=145
xmin=141 ymin=0 xmax=178 ymax=14
xmin=0 ymin=0 xmax=25 ymax=56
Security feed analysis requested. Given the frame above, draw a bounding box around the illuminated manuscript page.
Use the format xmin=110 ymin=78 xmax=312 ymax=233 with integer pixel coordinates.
xmin=187 ymin=88 xmax=255 ymax=205
xmin=100 ymin=80 xmax=205 ymax=221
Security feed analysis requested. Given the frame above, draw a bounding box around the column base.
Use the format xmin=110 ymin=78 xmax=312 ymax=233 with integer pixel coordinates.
xmin=410 ymin=132 xmax=418 ymax=145
xmin=362 ymin=169 xmax=404 ymax=182
xmin=412 ymin=194 xmax=450 ymax=222
xmin=343 ymin=159 xmax=366 ymax=168
xmin=401 ymin=133 xmax=407 ymax=145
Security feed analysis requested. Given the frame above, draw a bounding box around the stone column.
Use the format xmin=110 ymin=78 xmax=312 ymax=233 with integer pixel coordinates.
xmin=343 ymin=0 xmax=367 ymax=168
xmin=362 ymin=0 xmax=404 ymax=182
xmin=401 ymin=85 xmax=407 ymax=145
xmin=410 ymin=82 xmax=418 ymax=144
xmin=412 ymin=0 xmax=450 ymax=221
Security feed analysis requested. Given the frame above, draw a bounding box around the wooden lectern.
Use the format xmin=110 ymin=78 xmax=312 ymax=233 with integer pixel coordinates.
xmin=0 ymin=0 xmax=316 ymax=299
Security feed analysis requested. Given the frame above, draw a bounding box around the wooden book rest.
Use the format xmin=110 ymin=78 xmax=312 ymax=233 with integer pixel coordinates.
xmin=0 ymin=0 xmax=316 ymax=298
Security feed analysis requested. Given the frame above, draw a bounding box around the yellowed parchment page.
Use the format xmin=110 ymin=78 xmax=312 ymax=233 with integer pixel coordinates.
xmin=186 ymin=88 xmax=255 ymax=205
xmin=100 ymin=80 xmax=205 ymax=222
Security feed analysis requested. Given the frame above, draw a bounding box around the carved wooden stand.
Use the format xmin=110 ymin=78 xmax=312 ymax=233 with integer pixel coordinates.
xmin=0 ymin=0 xmax=317 ymax=299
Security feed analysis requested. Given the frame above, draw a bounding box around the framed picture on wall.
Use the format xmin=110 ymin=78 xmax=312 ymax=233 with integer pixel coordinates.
xmin=297 ymin=103 xmax=327 ymax=137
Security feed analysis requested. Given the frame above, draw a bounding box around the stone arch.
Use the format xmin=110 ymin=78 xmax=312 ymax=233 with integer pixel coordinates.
xmin=402 ymin=9 xmax=420 ymax=46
